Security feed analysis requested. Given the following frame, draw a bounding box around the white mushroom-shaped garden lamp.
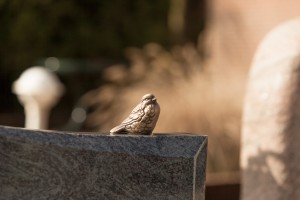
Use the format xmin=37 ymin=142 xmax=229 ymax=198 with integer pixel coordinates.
xmin=12 ymin=67 xmax=64 ymax=129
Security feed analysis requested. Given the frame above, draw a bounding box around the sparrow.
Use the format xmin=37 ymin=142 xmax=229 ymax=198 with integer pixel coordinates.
xmin=110 ymin=93 xmax=160 ymax=135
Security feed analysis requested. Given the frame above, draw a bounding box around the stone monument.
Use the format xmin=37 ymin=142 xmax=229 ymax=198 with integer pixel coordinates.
xmin=241 ymin=17 xmax=300 ymax=200
xmin=0 ymin=125 xmax=207 ymax=200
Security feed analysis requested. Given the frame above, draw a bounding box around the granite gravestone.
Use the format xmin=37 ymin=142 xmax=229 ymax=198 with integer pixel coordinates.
xmin=0 ymin=125 xmax=207 ymax=200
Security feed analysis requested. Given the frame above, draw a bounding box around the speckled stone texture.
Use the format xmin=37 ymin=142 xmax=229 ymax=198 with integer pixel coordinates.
xmin=241 ymin=18 xmax=300 ymax=200
xmin=0 ymin=126 xmax=207 ymax=200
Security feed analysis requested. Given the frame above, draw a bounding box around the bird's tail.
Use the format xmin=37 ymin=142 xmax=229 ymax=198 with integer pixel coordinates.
xmin=110 ymin=125 xmax=128 ymax=135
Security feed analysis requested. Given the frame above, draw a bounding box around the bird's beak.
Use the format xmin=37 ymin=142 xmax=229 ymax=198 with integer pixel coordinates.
xmin=152 ymin=98 xmax=157 ymax=102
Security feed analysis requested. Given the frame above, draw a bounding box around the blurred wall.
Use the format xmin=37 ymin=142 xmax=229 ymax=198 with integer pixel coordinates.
xmin=205 ymin=0 xmax=300 ymax=74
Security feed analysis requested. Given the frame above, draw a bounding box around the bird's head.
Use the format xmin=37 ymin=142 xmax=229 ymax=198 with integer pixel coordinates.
xmin=141 ymin=93 xmax=157 ymax=105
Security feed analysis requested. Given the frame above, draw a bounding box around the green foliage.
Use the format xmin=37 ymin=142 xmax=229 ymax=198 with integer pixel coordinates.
xmin=0 ymin=0 xmax=170 ymax=73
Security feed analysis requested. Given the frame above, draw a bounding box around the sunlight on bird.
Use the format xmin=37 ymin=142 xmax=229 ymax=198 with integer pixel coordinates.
xmin=110 ymin=93 xmax=160 ymax=135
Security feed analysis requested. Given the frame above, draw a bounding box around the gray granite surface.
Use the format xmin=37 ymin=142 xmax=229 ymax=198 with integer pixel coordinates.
xmin=0 ymin=125 xmax=207 ymax=200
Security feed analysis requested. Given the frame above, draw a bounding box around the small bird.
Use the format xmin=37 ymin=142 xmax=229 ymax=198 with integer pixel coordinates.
xmin=110 ymin=93 xmax=160 ymax=135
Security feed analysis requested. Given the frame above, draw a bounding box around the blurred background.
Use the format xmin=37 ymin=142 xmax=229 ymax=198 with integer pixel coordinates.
xmin=1 ymin=0 xmax=299 ymax=199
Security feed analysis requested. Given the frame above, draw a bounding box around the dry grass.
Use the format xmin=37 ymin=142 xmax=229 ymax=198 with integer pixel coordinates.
xmin=78 ymin=0 xmax=300 ymax=175
xmin=82 ymin=42 xmax=247 ymax=173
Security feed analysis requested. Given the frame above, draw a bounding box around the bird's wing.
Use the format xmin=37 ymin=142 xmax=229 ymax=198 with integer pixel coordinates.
xmin=110 ymin=103 xmax=145 ymax=134
xmin=121 ymin=104 xmax=145 ymax=126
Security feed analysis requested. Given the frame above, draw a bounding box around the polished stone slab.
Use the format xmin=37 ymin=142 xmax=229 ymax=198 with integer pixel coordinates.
xmin=0 ymin=125 xmax=207 ymax=200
